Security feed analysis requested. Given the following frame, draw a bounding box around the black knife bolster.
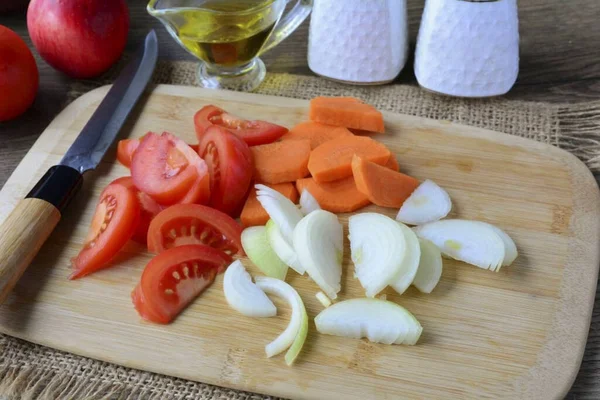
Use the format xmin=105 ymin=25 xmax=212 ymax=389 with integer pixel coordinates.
xmin=26 ymin=165 xmax=83 ymax=212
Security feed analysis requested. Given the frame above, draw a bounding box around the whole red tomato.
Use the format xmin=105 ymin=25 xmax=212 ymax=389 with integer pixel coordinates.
xmin=0 ymin=25 xmax=38 ymax=122
xmin=27 ymin=0 xmax=129 ymax=79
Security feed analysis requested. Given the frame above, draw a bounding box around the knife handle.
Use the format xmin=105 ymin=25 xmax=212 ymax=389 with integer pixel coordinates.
xmin=0 ymin=165 xmax=82 ymax=303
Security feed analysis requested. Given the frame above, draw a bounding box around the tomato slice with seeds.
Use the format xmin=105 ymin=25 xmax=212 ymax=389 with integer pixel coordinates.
xmin=117 ymin=136 xmax=199 ymax=169
xmin=113 ymin=177 xmax=163 ymax=244
xmin=71 ymin=179 xmax=140 ymax=279
xmin=194 ymin=105 xmax=288 ymax=146
xmin=198 ymin=125 xmax=253 ymax=216
xmin=131 ymin=132 xmax=210 ymax=206
xmin=147 ymin=203 xmax=244 ymax=256
xmin=131 ymin=244 xmax=231 ymax=324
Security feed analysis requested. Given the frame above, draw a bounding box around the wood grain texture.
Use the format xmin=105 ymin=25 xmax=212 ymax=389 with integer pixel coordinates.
xmin=0 ymin=85 xmax=598 ymax=399
xmin=0 ymin=198 xmax=60 ymax=303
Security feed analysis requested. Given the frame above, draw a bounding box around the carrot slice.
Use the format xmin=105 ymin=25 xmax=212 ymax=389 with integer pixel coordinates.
xmin=251 ymin=139 xmax=311 ymax=184
xmin=309 ymin=97 xmax=385 ymax=133
xmin=296 ymin=177 xmax=370 ymax=213
xmin=352 ymin=155 xmax=420 ymax=208
xmin=240 ymin=183 xmax=299 ymax=227
xmin=308 ymin=136 xmax=390 ymax=183
xmin=282 ymin=121 xmax=354 ymax=149
xmin=385 ymin=155 xmax=400 ymax=171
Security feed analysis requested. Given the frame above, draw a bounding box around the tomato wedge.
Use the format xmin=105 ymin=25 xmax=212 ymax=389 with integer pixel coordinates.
xmin=71 ymin=178 xmax=140 ymax=279
xmin=117 ymin=138 xmax=140 ymax=168
xmin=113 ymin=177 xmax=163 ymax=244
xmin=194 ymin=105 xmax=288 ymax=146
xmin=147 ymin=203 xmax=244 ymax=256
xmin=118 ymin=136 xmax=199 ymax=169
xmin=131 ymin=244 xmax=231 ymax=324
xmin=131 ymin=132 xmax=210 ymax=206
xmin=198 ymin=125 xmax=253 ymax=216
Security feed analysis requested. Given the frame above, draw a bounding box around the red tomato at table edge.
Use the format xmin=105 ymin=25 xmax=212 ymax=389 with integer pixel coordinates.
xmin=0 ymin=25 xmax=38 ymax=122
xmin=194 ymin=105 xmax=288 ymax=146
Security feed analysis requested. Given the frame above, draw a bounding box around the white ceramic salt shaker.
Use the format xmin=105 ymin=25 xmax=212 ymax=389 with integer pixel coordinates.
xmin=308 ymin=0 xmax=408 ymax=85
xmin=415 ymin=0 xmax=520 ymax=97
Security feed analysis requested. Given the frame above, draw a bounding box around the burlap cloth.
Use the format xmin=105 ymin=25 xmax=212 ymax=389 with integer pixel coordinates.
xmin=1 ymin=60 xmax=599 ymax=400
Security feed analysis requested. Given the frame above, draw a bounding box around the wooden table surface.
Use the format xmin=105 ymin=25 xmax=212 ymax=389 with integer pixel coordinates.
xmin=0 ymin=1 xmax=599 ymax=399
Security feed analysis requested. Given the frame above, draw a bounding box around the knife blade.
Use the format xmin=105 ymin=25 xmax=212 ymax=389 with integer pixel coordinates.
xmin=0 ymin=31 xmax=159 ymax=304
xmin=61 ymin=30 xmax=158 ymax=174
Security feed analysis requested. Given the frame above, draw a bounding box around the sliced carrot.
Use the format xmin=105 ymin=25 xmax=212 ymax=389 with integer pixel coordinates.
xmin=385 ymin=155 xmax=400 ymax=171
xmin=296 ymin=177 xmax=370 ymax=213
xmin=308 ymin=136 xmax=390 ymax=183
xmin=251 ymin=139 xmax=311 ymax=184
xmin=352 ymin=155 xmax=420 ymax=208
xmin=282 ymin=121 xmax=354 ymax=149
xmin=309 ymin=97 xmax=385 ymax=133
xmin=240 ymin=183 xmax=299 ymax=227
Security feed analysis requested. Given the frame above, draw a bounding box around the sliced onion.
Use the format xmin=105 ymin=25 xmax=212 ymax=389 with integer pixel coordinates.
xmin=223 ymin=260 xmax=276 ymax=317
xmin=485 ymin=224 xmax=518 ymax=269
xmin=293 ymin=210 xmax=344 ymax=299
xmin=299 ymin=189 xmax=321 ymax=215
xmin=255 ymin=277 xmax=308 ymax=365
xmin=315 ymin=298 xmax=422 ymax=345
xmin=412 ymin=238 xmax=443 ymax=293
xmin=266 ymin=219 xmax=305 ymax=275
xmin=390 ymin=222 xmax=421 ymax=295
xmin=396 ymin=180 xmax=452 ymax=225
xmin=241 ymin=226 xmax=288 ymax=280
xmin=315 ymin=291 xmax=332 ymax=308
xmin=414 ymin=219 xmax=505 ymax=271
xmin=349 ymin=213 xmax=407 ymax=298
xmin=256 ymin=184 xmax=304 ymax=244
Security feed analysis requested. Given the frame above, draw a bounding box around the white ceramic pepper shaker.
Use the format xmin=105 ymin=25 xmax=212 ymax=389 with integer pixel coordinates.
xmin=415 ymin=0 xmax=520 ymax=97
xmin=308 ymin=0 xmax=408 ymax=85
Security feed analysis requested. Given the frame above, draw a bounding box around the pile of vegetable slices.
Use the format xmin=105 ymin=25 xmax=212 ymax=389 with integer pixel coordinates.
xmin=71 ymin=97 xmax=518 ymax=365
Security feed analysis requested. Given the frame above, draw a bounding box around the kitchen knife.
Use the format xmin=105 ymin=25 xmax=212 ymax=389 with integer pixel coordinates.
xmin=0 ymin=30 xmax=158 ymax=303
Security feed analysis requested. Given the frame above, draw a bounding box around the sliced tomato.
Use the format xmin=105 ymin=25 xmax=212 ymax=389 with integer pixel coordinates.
xmin=131 ymin=244 xmax=231 ymax=324
xmin=117 ymin=138 xmax=140 ymax=168
xmin=147 ymin=203 xmax=244 ymax=256
xmin=71 ymin=178 xmax=140 ymax=279
xmin=194 ymin=105 xmax=288 ymax=146
xmin=198 ymin=126 xmax=253 ymax=216
xmin=113 ymin=177 xmax=163 ymax=244
xmin=131 ymin=132 xmax=210 ymax=206
xmin=117 ymin=136 xmax=198 ymax=169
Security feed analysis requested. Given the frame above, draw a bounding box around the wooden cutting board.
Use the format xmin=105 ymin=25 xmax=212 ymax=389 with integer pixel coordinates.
xmin=0 ymin=85 xmax=598 ymax=400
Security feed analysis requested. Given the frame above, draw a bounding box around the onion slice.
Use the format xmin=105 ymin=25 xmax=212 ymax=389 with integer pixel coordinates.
xmin=349 ymin=213 xmax=407 ymax=298
xmin=266 ymin=220 xmax=305 ymax=275
xmin=390 ymin=222 xmax=421 ymax=295
xmin=485 ymin=224 xmax=518 ymax=268
xmin=315 ymin=291 xmax=332 ymax=308
xmin=256 ymin=184 xmax=304 ymax=244
xmin=255 ymin=277 xmax=308 ymax=365
xmin=414 ymin=219 xmax=505 ymax=271
xmin=315 ymin=298 xmax=422 ymax=345
xmin=412 ymin=238 xmax=443 ymax=293
xmin=396 ymin=180 xmax=452 ymax=225
xmin=241 ymin=226 xmax=288 ymax=280
xmin=293 ymin=210 xmax=344 ymax=299
xmin=299 ymin=189 xmax=321 ymax=215
xmin=223 ymin=261 xmax=276 ymax=317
